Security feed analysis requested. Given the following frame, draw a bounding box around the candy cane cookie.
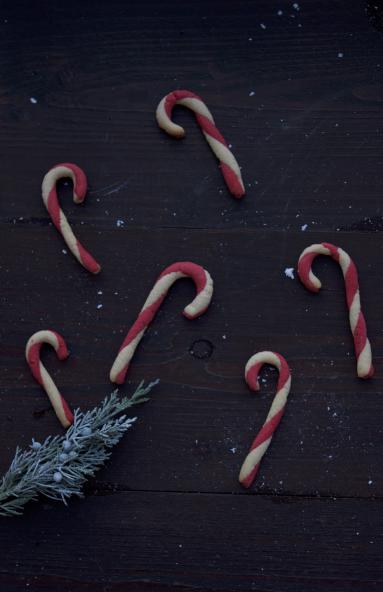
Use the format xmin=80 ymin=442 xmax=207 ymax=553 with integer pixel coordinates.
xmin=298 ymin=242 xmax=373 ymax=379
xmin=26 ymin=330 xmax=73 ymax=428
xmin=156 ymin=90 xmax=245 ymax=199
xmin=42 ymin=163 xmax=101 ymax=274
xmin=239 ymin=351 xmax=291 ymax=489
xmin=110 ymin=261 xmax=214 ymax=384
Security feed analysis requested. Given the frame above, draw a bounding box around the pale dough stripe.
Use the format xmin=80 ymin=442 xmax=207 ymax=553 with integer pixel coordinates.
xmin=156 ymin=90 xmax=245 ymax=199
xmin=25 ymin=330 xmax=73 ymax=428
xmin=110 ymin=262 xmax=214 ymax=385
xmin=239 ymin=351 xmax=291 ymax=489
xmin=42 ymin=163 xmax=101 ymax=274
xmin=297 ymin=242 xmax=373 ymax=379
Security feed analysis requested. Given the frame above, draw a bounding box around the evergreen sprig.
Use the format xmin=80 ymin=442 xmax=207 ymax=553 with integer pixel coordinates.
xmin=0 ymin=380 xmax=158 ymax=517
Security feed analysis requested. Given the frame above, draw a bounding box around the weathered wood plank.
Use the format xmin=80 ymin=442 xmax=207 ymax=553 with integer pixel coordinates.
xmin=1 ymin=0 xmax=382 ymax=590
xmin=1 ymin=227 xmax=382 ymax=498
xmin=0 ymin=491 xmax=382 ymax=592
xmin=1 ymin=1 xmax=382 ymax=231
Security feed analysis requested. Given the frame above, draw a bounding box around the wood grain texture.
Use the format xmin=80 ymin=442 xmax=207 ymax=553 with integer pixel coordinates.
xmin=1 ymin=492 xmax=383 ymax=592
xmin=1 ymin=0 xmax=383 ymax=590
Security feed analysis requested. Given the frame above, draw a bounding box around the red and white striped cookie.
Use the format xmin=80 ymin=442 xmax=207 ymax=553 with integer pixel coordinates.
xmin=110 ymin=261 xmax=214 ymax=384
xmin=26 ymin=330 xmax=73 ymax=428
xmin=156 ymin=90 xmax=245 ymax=199
xmin=42 ymin=163 xmax=101 ymax=274
xmin=298 ymin=242 xmax=373 ymax=379
xmin=239 ymin=351 xmax=291 ymax=488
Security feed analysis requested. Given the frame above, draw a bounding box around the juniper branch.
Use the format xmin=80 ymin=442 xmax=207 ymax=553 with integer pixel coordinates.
xmin=0 ymin=380 xmax=158 ymax=517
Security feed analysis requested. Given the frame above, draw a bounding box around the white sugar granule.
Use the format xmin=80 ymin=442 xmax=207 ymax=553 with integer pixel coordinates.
xmin=284 ymin=267 xmax=295 ymax=280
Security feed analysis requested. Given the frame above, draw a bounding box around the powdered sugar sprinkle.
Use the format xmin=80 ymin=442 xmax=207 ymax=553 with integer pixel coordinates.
xmin=284 ymin=268 xmax=295 ymax=280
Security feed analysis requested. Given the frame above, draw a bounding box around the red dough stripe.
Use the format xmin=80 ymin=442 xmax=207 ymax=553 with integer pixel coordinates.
xmin=220 ymin=163 xmax=245 ymax=199
xmin=27 ymin=331 xmax=68 ymax=384
xmin=76 ymin=240 xmax=100 ymax=274
xmin=47 ymin=188 xmax=62 ymax=229
xmin=25 ymin=330 xmax=73 ymax=428
xmin=353 ymin=314 xmax=369 ymax=357
xmin=249 ymin=408 xmax=286 ymax=450
xmin=297 ymin=242 xmax=373 ymax=379
xmin=297 ymin=252 xmax=319 ymax=292
xmin=344 ymin=262 xmax=359 ymax=308
xmin=245 ymin=362 xmax=263 ymax=390
xmin=117 ymin=294 xmax=167 ymax=352
xmin=159 ymin=261 xmax=208 ymax=296
xmin=60 ymin=395 xmax=74 ymax=424
xmin=42 ymin=163 xmax=101 ymax=274
xmin=110 ymin=261 xmax=214 ymax=385
xmin=164 ymin=90 xmax=202 ymax=115
xmin=239 ymin=351 xmax=291 ymax=489
xmin=195 ymin=113 xmax=228 ymax=146
xmin=116 ymin=261 xmax=210 ymax=356
xmin=157 ymin=90 xmax=245 ymax=199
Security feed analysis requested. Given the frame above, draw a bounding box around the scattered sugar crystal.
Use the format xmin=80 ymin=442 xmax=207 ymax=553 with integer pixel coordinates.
xmin=284 ymin=267 xmax=295 ymax=279
xmin=249 ymin=91 xmax=255 ymax=97
xmin=301 ymin=224 xmax=308 ymax=231
xmin=260 ymin=23 xmax=266 ymax=29
xmin=30 ymin=97 xmax=37 ymax=104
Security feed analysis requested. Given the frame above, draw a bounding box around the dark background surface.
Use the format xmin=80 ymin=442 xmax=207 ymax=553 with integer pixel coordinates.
xmin=1 ymin=0 xmax=383 ymax=590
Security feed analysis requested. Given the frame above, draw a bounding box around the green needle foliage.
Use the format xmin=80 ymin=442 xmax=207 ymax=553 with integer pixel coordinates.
xmin=0 ymin=380 xmax=158 ymax=517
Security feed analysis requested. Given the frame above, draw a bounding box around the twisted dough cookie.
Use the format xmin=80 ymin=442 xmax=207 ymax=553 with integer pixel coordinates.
xmin=26 ymin=330 xmax=73 ymax=428
xmin=110 ymin=261 xmax=214 ymax=384
xmin=239 ymin=351 xmax=291 ymax=489
xmin=42 ymin=163 xmax=101 ymax=274
xmin=298 ymin=242 xmax=373 ymax=379
xmin=156 ymin=90 xmax=245 ymax=199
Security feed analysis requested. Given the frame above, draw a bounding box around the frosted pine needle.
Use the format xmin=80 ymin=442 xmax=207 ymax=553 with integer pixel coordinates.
xmin=0 ymin=380 xmax=158 ymax=517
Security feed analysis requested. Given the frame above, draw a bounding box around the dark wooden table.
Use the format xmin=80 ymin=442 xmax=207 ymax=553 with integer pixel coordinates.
xmin=1 ymin=1 xmax=383 ymax=590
